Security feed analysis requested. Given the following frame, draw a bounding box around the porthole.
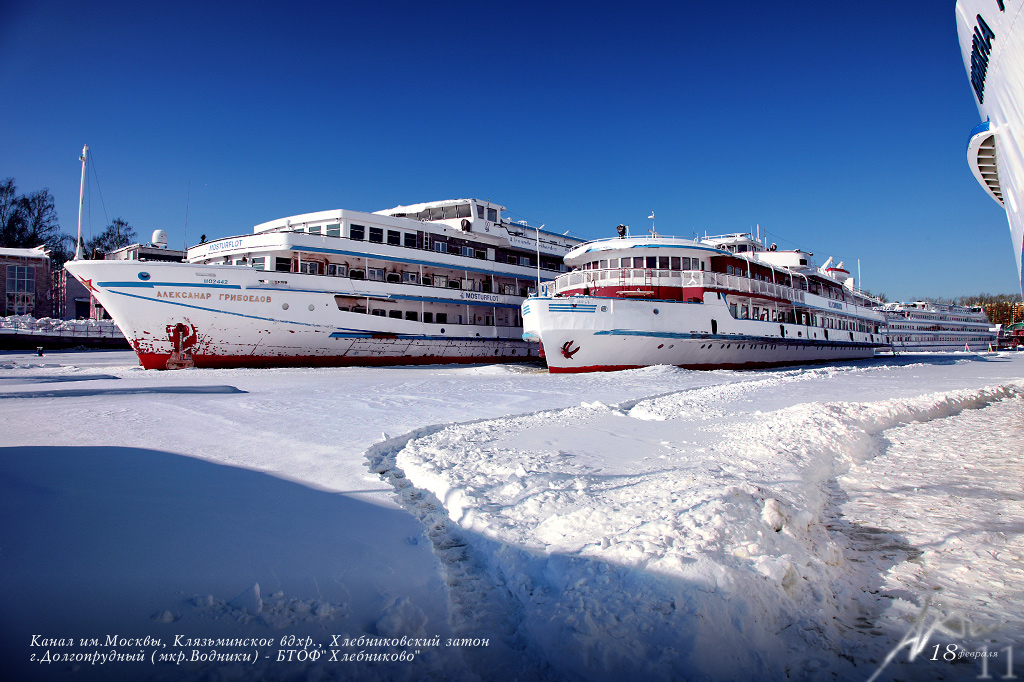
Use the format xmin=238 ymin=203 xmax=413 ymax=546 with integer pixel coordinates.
xmin=282 ymin=303 xmax=289 ymax=310
xmin=138 ymin=272 xmax=150 ymax=281
xmin=308 ymin=304 xmax=315 ymax=311
xmin=653 ymin=308 xmax=660 ymax=315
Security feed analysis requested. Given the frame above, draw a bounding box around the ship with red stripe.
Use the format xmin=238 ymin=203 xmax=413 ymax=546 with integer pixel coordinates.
xmin=521 ymin=229 xmax=888 ymax=373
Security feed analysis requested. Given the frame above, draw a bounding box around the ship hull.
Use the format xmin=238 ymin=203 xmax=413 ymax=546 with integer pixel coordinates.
xmin=957 ymin=0 xmax=1024 ymax=295
xmin=66 ymin=260 xmax=536 ymax=370
xmin=523 ymin=294 xmax=883 ymax=373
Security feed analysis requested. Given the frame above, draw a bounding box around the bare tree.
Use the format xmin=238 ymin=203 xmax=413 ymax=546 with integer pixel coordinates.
xmin=84 ymin=217 xmax=137 ymax=258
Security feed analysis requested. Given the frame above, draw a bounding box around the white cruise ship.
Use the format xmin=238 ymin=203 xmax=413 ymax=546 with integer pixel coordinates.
xmin=876 ymin=301 xmax=996 ymax=352
xmin=65 ymin=199 xmax=583 ymax=369
xmin=522 ymin=229 xmax=888 ymax=372
xmin=957 ymin=0 xmax=1024 ymax=296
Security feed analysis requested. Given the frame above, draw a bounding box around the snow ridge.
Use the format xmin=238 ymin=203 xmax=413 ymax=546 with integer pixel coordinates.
xmin=380 ymin=375 xmax=1024 ymax=682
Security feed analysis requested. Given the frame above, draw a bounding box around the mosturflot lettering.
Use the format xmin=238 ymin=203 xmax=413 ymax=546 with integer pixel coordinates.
xmin=970 ymin=14 xmax=996 ymax=104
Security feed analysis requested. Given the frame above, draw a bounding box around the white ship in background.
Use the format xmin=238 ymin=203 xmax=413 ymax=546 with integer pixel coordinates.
xmin=876 ymin=301 xmax=996 ymax=352
xmin=66 ymin=199 xmax=583 ymax=369
xmin=522 ymin=228 xmax=888 ymax=373
xmin=957 ymin=0 xmax=1024 ymax=296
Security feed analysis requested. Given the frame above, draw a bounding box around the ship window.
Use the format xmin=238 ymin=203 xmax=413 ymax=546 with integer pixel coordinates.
xmin=386 ymin=273 xmax=401 ymax=283
xmin=600 ymin=260 xmax=608 ymax=269
xmin=609 ymin=258 xmax=619 ymax=268
xmin=457 ymin=204 xmax=471 ymax=219
xmin=402 ymin=272 xmax=418 ymax=284
xmin=646 ymin=256 xmax=657 ymax=268
xmin=519 ymin=256 xmax=531 ymax=267
xmin=433 ymin=275 xmax=447 ymax=287
xmin=308 ymin=225 xmax=321 ymax=235
xmin=487 ymin=207 xmax=497 ymax=221
xmin=349 ymin=269 xmax=365 ymax=280
xmin=350 ymin=224 xmax=365 ymax=240
xmin=441 ymin=205 xmax=456 ymax=219
xmin=352 ymin=306 xmax=367 ymax=314
xmin=300 ymin=262 xmax=319 ymax=275
xmin=368 ymin=267 xmax=385 ymax=281
xmin=326 ymin=223 xmax=340 ymax=237
xmin=476 ymin=250 xmax=486 ymax=259
xmin=449 ymin=280 xmax=462 ymax=289
xmin=671 ymin=257 xmax=681 ymax=270
xmin=251 ymin=257 xmax=265 ymax=270
xmin=371 ymin=309 xmax=386 ymax=317
xmin=436 ymin=313 xmax=447 ymax=324
xmin=387 ymin=230 xmax=401 ymax=245
xmin=476 ymin=205 xmax=484 ymax=219
xmin=389 ymin=310 xmax=402 ymax=319
xmin=633 ymin=257 xmax=644 ymax=268
xmin=658 ymin=256 xmax=669 ymax=269
xmin=507 ymin=255 xmax=517 ymax=264
xmin=423 ymin=311 xmax=434 ymax=323
xmin=429 ymin=207 xmax=444 ymax=220
xmin=405 ymin=311 xmax=418 ymax=321
xmin=404 ymin=232 xmax=417 ymax=248
xmin=434 ymin=241 xmax=447 ymax=253
xmin=275 ymin=257 xmax=291 ymax=272
xmin=369 ymin=227 xmax=384 ymax=243
xmin=328 ymin=263 xmax=347 ymax=277
xmin=462 ymin=246 xmax=475 ymax=257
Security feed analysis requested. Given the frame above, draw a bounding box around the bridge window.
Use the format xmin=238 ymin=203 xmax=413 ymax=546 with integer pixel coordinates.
xmin=387 ymin=230 xmax=401 ymax=245
xmin=350 ymin=224 xmax=365 ymax=240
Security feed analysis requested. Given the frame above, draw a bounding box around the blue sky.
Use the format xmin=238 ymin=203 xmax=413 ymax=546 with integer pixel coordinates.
xmin=0 ymin=1 xmax=1015 ymax=300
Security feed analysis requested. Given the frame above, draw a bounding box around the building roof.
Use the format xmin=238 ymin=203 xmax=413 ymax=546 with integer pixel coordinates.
xmin=0 ymin=246 xmax=49 ymax=259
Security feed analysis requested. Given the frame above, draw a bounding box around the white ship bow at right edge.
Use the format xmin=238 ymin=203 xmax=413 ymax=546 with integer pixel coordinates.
xmin=957 ymin=0 xmax=1024 ymax=296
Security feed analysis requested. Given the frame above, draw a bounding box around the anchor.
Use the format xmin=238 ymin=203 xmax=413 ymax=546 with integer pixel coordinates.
xmin=560 ymin=340 xmax=581 ymax=359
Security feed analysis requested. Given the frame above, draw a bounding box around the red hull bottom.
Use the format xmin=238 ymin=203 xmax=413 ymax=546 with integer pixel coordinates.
xmin=546 ymin=357 xmax=869 ymax=373
xmin=135 ymin=351 xmax=536 ymax=371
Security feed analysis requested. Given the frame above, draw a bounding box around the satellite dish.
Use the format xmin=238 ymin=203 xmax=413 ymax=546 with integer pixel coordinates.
xmin=152 ymin=230 xmax=168 ymax=248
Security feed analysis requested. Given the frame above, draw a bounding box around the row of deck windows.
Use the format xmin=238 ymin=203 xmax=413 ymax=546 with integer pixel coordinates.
xmin=245 ymin=257 xmax=525 ymax=295
xmin=580 ymin=256 xmax=705 ymax=271
xmin=390 ymin=203 xmax=498 ymax=222
xmin=284 ymin=222 xmax=560 ymax=271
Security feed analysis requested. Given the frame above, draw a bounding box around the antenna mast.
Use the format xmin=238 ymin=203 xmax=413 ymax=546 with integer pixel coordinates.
xmin=74 ymin=144 xmax=88 ymax=260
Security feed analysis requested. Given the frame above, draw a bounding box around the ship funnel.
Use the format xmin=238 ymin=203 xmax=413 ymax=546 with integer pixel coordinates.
xmin=152 ymin=229 xmax=168 ymax=248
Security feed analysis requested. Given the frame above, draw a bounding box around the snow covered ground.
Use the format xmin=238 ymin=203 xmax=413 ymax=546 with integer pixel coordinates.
xmin=1 ymin=349 xmax=1022 ymax=682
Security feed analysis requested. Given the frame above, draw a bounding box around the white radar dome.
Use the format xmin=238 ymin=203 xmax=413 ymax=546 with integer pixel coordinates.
xmin=152 ymin=229 xmax=168 ymax=247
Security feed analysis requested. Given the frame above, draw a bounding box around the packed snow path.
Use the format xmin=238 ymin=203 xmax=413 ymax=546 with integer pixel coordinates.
xmin=376 ymin=358 xmax=1024 ymax=682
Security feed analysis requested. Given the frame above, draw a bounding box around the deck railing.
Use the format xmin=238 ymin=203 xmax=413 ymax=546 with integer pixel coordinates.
xmin=548 ymin=269 xmax=806 ymax=304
